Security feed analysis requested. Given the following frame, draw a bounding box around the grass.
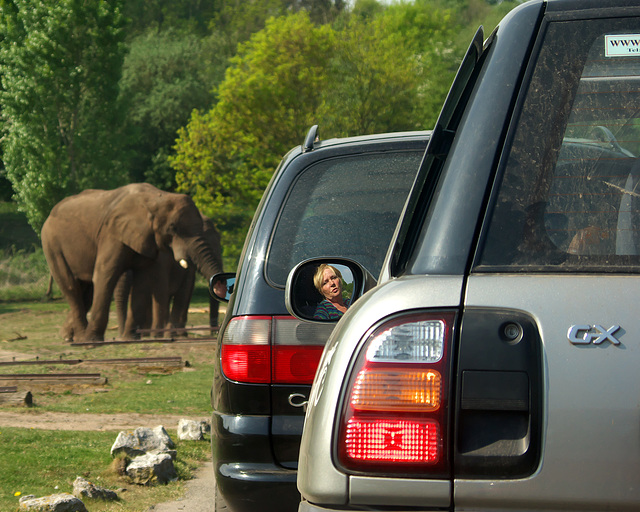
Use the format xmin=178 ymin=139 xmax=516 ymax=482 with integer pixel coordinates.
xmin=0 ymin=427 xmax=211 ymax=512
xmin=0 ymin=202 xmax=220 ymax=511
xmin=0 ymin=295 xmax=218 ymax=416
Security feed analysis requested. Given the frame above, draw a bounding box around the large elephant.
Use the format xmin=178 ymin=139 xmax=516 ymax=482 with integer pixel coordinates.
xmin=41 ymin=183 xmax=224 ymax=342
xmin=114 ymin=215 xmax=223 ymax=339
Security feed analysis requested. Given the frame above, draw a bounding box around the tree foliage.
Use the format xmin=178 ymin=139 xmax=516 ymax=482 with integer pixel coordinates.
xmin=318 ymin=11 xmax=428 ymax=136
xmin=123 ymin=0 xmax=218 ymax=37
xmin=171 ymin=12 xmax=335 ymax=256
xmin=0 ymin=0 xmax=521 ymax=263
xmin=0 ymin=0 xmax=128 ymax=232
xmin=172 ymin=1 xmax=460 ymax=261
xmin=120 ymin=30 xmax=217 ymax=190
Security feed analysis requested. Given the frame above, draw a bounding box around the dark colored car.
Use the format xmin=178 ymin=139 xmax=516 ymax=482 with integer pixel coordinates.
xmin=286 ymin=1 xmax=640 ymax=511
xmin=209 ymin=127 xmax=430 ymax=512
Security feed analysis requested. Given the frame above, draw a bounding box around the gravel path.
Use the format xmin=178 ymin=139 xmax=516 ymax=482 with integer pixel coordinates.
xmin=148 ymin=460 xmax=214 ymax=512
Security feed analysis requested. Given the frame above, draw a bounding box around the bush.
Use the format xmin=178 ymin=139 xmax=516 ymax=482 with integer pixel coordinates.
xmin=0 ymin=248 xmax=51 ymax=301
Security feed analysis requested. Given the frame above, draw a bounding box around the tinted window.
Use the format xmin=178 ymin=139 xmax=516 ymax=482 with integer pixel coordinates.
xmin=267 ymin=151 xmax=423 ymax=286
xmin=479 ymin=18 xmax=640 ymax=271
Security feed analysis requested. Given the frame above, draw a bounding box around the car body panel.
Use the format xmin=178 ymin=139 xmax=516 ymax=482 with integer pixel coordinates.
xmin=456 ymin=274 xmax=640 ymax=511
xmin=297 ymin=275 xmax=464 ymax=506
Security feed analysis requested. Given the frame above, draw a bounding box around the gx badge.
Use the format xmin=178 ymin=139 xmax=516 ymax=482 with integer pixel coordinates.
xmin=567 ymin=325 xmax=621 ymax=345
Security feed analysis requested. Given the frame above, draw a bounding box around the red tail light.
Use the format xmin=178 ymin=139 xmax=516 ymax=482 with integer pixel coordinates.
xmin=338 ymin=311 xmax=455 ymax=475
xmin=220 ymin=316 xmax=332 ymax=385
xmin=345 ymin=418 xmax=440 ymax=463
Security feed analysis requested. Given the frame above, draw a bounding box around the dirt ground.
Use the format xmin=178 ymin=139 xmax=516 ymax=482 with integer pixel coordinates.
xmin=0 ymin=410 xmax=205 ymax=430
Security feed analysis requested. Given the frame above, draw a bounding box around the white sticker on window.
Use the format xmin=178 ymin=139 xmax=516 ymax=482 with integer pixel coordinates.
xmin=605 ymin=34 xmax=640 ymax=57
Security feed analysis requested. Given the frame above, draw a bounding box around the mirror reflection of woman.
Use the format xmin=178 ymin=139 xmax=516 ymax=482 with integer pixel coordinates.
xmin=313 ymin=264 xmax=350 ymax=320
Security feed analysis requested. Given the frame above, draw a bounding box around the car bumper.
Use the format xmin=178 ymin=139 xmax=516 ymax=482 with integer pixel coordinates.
xmin=217 ymin=462 xmax=298 ymax=512
xmin=299 ymin=501 xmax=349 ymax=512
xmin=213 ymin=411 xmax=299 ymax=512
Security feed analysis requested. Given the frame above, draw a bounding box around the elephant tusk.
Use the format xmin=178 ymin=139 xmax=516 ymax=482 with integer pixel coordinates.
xmin=179 ymin=259 xmax=189 ymax=269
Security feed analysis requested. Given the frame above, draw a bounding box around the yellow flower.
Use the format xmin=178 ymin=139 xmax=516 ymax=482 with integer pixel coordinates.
xmin=14 ymin=491 xmax=21 ymax=497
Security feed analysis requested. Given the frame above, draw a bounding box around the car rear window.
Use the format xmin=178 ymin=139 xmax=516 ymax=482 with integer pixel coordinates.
xmin=478 ymin=17 xmax=640 ymax=272
xmin=267 ymin=150 xmax=423 ymax=286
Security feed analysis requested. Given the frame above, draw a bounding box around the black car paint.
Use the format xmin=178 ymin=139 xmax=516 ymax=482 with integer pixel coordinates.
xmin=211 ymin=133 xmax=430 ymax=512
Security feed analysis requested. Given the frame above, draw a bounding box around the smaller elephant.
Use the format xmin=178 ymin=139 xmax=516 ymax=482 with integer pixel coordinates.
xmin=115 ymin=215 xmax=223 ymax=338
xmin=41 ymin=183 xmax=224 ymax=342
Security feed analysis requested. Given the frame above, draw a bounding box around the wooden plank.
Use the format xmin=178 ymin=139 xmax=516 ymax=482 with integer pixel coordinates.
xmin=0 ymin=373 xmax=107 ymax=385
xmin=0 ymin=359 xmax=82 ymax=367
xmin=85 ymin=357 xmax=182 ymax=365
xmin=136 ymin=325 xmax=219 ymax=335
xmin=71 ymin=337 xmax=216 ymax=347
xmin=0 ymin=357 xmax=183 ymax=367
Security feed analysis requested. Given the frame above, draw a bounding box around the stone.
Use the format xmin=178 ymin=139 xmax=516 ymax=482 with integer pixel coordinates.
xmin=18 ymin=493 xmax=87 ymax=511
xmin=110 ymin=425 xmax=175 ymax=458
xmin=72 ymin=477 xmax=118 ymax=502
xmin=126 ymin=451 xmax=178 ymax=486
xmin=177 ymin=419 xmax=209 ymax=441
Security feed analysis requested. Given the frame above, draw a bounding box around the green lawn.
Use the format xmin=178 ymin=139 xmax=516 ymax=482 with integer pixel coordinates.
xmin=0 ymin=427 xmax=211 ymax=512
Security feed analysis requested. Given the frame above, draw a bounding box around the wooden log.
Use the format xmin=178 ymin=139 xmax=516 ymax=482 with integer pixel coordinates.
xmin=0 ymin=389 xmax=33 ymax=406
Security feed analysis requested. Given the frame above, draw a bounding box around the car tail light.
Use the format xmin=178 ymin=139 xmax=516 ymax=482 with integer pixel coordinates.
xmin=220 ymin=315 xmax=332 ymax=385
xmin=338 ymin=312 xmax=454 ymax=475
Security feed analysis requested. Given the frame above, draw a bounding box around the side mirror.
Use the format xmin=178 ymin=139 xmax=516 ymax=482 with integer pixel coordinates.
xmin=285 ymin=258 xmax=376 ymax=323
xmin=209 ymin=272 xmax=236 ymax=303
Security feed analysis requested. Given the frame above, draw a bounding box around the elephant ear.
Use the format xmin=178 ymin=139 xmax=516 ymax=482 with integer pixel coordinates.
xmin=105 ymin=195 xmax=159 ymax=259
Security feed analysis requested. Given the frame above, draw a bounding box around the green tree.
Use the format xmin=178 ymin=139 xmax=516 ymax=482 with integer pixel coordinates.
xmin=120 ymin=30 xmax=217 ymax=191
xmin=318 ymin=14 xmax=423 ymax=136
xmin=171 ymin=12 xmax=335 ymax=259
xmin=295 ymin=0 xmax=346 ymax=24
xmin=207 ymin=0 xmax=347 ymax=83
xmin=362 ymin=0 xmax=460 ymax=130
xmin=123 ymin=0 xmax=218 ymax=37
xmin=0 ymin=0 xmax=128 ymax=232
xmin=206 ymin=0 xmax=292 ymax=81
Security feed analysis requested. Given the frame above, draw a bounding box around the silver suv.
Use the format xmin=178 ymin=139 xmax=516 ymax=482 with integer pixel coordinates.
xmin=286 ymin=1 xmax=640 ymax=510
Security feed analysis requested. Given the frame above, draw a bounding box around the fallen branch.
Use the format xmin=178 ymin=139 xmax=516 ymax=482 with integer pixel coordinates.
xmin=3 ymin=332 xmax=27 ymax=342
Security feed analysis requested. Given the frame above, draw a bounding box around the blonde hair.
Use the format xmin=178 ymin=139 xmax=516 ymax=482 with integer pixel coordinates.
xmin=313 ymin=264 xmax=342 ymax=293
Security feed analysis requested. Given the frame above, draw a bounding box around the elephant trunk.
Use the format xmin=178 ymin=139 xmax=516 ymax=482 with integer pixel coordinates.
xmin=186 ymin=236 xmax=224 ymax=281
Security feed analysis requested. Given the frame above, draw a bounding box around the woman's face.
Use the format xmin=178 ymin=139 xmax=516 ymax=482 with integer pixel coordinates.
xmin=321 ymin=267 xmax=342 ymax=301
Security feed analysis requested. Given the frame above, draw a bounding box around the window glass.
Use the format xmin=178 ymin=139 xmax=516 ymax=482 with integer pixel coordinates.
xmin=267 ymin=151 xmax=422 ymax=286
xmin=479 ymin=19 xmax=640 ymax=271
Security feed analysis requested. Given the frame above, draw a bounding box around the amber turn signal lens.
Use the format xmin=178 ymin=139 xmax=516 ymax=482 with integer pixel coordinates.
xmin=351 ymin=369 xmax=442 ymax=412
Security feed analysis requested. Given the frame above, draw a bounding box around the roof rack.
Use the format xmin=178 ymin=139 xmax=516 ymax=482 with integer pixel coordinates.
xmin=303 ymin=125 xmax=319 ymax=152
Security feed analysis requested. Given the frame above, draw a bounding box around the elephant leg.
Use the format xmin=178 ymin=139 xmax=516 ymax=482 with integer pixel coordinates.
xmin=210 ymin=296 xmax=220 ymax=331
xmin=46 ymin=256 xmax=90 ymax=341
xmin=151 ymin=282 xmax=171 ymax=338
xmin=128 ymin=269 xmax=153 ymax=338
xmin=85 ymin=249 xmax=133 ymax=341
xmin=142 ymin=253 xmax=170 ymax=338
xmin=169 ymin=268 xmax=195 ymax=338
xmin=114 ymin=271 xmax=133 ymax=338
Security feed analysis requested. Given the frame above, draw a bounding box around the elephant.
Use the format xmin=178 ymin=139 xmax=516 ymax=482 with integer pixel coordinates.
xmin=114 ymin=215 xmax=223 ymax=339
xmin=41 ymin=183 xmax=224 ymax=342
